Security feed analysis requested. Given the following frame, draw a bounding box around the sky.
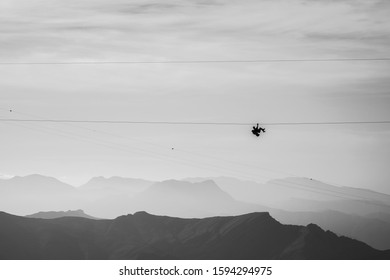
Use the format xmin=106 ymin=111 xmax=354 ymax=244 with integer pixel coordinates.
xmin=0 ymin=0 xmax=390 ymax=194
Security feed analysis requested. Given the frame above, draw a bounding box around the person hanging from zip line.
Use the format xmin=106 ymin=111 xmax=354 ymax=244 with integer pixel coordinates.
xmin=252 ymin=123 xmax=266 ymax=137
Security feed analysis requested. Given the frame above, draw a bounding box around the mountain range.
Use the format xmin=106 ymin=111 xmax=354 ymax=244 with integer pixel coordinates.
xmin=0 ymin=211 xmax=388 ymax=260
xmin=1 ymin=174 xmax=390 ymax=250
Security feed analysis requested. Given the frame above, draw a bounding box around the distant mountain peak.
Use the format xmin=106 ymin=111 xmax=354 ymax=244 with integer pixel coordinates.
xmin=85 ymin=176 xmax=106 ymax=183
xmin=0 ymin=174 xmax=76 ymax=194
xmin=26 ymin=209 xmax=99 ymax=219
xmin=14 ymin=174 xmax=61 ymax=182
xmin=133 ymin=211 xmax=150 ymax=216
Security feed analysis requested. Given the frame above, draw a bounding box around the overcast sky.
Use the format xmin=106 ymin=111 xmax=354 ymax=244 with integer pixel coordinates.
xmin=0 ymin=0 xmax=390 ymax=194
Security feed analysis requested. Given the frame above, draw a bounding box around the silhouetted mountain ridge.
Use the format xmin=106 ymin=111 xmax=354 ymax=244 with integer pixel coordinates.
xmin=2 ymin=174 xmax=390 ymax=250
xmin=0 ymin=211 xmax=388 ymax=260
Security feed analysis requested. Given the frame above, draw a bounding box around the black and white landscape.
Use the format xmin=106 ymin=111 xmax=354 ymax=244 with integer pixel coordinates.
xmin=1 ymin=0 xmax=390 ymax=260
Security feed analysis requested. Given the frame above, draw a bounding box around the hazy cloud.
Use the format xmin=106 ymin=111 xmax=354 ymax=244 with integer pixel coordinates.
xmin=1 ymin=0 xmax=389 ymax=61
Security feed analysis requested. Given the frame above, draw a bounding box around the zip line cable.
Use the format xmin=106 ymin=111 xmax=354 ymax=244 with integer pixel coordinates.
xmin=1 ymin=110 xmax=266 ymax=182
xmin=269 ymin=180 xmax=390 ymax=209
xmin=0 ymin=58 xmax=390 ymax=65
xmin=1 ymin=118 xmax=390 ymax=126
xmin=270 ymin=179 xmax=390 ymax=207
xmin=1 ymin=108 xmax=388 ymax=182
xmin=2 ymin=109 xmax=298 ymax=181
xmin=5 ymin=116 xmax=390 ymax=208
xmin=2 ymin=109 xmax=389 ymax=181
xmin=2 ymin=109 xmax=390 ymax=206
xmin=0 ymin=108 xmax=295 ymax=180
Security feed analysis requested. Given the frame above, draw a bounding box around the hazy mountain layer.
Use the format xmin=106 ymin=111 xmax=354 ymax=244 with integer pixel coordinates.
xmin=0 ymin=174 xmax=76 ymax=195
xmin=185 ymin=177 xmax=390 ymax=215
xmin=0 ymin=211 xmax=388 ymax=260
xmin=26 ymin=210 xmax=99 ymax=220
xmin=1 ymin=174 xmax=390 ymax=250
xmin=271 ymin=209 xmax=390 ymax=250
